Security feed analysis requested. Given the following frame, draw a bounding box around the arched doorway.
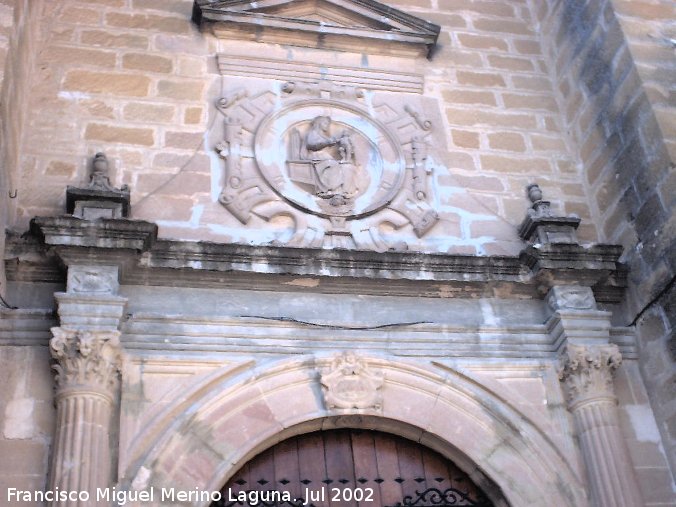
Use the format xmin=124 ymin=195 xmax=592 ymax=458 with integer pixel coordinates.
xmin=211 ymin=428 xmax=493 ymax=507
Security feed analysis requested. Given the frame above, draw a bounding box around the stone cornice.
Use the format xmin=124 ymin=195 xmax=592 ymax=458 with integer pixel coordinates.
xmin=8 ymin=217 xmax=628 ymax=302
xmin=30 ymin=216 xmax=157 ymax=251
xmin=193 ymin=0 xmax=440 ymax=57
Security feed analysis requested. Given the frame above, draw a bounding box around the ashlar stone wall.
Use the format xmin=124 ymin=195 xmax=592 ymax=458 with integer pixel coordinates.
xmin=8 ymin=0 xmax=596 ymax=256
xmin=533 ymin=0 xmax=676 ymax=487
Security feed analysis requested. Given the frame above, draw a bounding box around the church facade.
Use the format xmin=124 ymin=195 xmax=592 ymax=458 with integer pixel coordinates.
xmin=0 ymin=0 xmax=674 ymax=506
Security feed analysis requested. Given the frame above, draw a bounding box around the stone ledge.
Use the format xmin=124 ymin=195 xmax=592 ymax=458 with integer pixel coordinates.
xmin=30 ymin=216 xmax=157 ymax=251
xmin=7 ymin=216 xmax=628 ymax=302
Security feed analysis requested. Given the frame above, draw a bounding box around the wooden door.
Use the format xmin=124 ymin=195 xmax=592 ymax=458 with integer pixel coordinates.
xmin=212 ymin=429 xmax=493 ymax=507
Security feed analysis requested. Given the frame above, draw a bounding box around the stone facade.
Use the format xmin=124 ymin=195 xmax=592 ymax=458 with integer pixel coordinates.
xmin=1 ymin=1 xmax=674 ymax=506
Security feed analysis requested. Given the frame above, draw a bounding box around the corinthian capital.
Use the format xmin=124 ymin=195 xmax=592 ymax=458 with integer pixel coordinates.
xmin=50 ymin=327 xmax=122 ymax=396
xmin=557 ymin=343 xmax=622 ymax=409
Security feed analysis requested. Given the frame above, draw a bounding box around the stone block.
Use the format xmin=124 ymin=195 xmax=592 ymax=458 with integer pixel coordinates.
xmin=177 ymin=56 xmax=206 ymax=76
xmin=480 ymin=154 xmax=551 ymax=173
xmin=84 ymin=123 xmax=155 ymax=146
xmin=59 ymin=6 xmax=101 ymax=25
xmin=457 ymin=33 xmax=508 ymax=51
xmin=450 ymin=129 xmax=479 ymax=149
xmin=164 ymin=131 xmax=204 ymax=150
xmin=151 ymin=152 xmax=193 ymax=169
xmin=123 ymin=53 xmax=173 ymax=73
xmin=43 ymin=45 xmax=117 ymax=68
xmin=0 ymin=440 xmax=46 ymax=475
xmin=135 ymin=196 xmax=195 ymax=221
xmin=153 ymin=33 xmax=209 ymax=55
xmin=157 ymin=79 xmax=204 ymax=101
xmin=45 ymin=160 xmax=76 ymax=177
xmin=418 ymin=12 xmax=466 ymax=28
xmin=487 ymin=132 xmax=526 ymax=152
xmin=446 ymin=49 xmax=484 ymax=68
xmin=446 ymin=174 xmax=505 ymax=192
xmin=80 ymin=30 xmax=149 ymax=49
xmin=470 ymin=220 xmax=519 ymax=241
xmin=514 ymin=39 xmax=541 ymax=55
xmin=63 ymin=70 xmax=150 ymax=97
xmin=445 ymin=108 xmax=537 ymax=129
xmin=473 ymin=18 xmax=533 ymax=36
xmin=634 ymin=467 xmax=676 ymax=504
xmin=442 ymin=89 xmax=496 ymax=106
xmin=614 ymin=0 xmax=676 ymax=20
xmin=456 ymin=70 xmax=506 ymax=87
xmin=80 ymin=99 xmax=115 ymax=119
xmin=75 ymin=0 xmax=124 ymax=5
xmin=132 ymin=0 xmax=194 ymax=16
xmin=487 ymin=55 xmax=534 ymax=71
xmin=634 ymin=194 xmax=668 ymax=243
xmin=443 ymin=192 xmax=499 ymax=215
xmin=531 ymin=134 xmax=566 ymax=152
xmin=438 ymin=0 xmax=515 ymax=18
xmin=658 ymin=166 xmax=676 ymax=210
xmin=184 ymin=107 xmax=203 ymax=124
xmin=123 ymin=102 xmax=175 ymax=123
xmin=511 ymin=75 xmax=551 ymax=92
xmin=105 ymin=12 xmax=191 ymax=34
xmin=502 ymin=93 xmax=558 ymax=112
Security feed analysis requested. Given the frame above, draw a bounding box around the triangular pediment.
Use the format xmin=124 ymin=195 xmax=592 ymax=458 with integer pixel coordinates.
xmin=193 ymin=0 xmax=440 ymax=57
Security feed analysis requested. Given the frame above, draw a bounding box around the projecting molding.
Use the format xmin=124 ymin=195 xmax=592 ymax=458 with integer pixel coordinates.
xmin=192 ymin=0 xmax=441 ymax=57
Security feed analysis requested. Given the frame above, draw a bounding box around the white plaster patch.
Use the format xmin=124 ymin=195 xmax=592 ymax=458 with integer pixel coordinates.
xmin=480 ymin=300 xmax=498 ymax=326
xmin=58 ymin=91 xmax=91 ymax=101
xmin=3 ymin=398 xmax=35 ymax=439
xmin=189 ymin=205 xmax=204 ymax=227
xmin=206 ymin=130 xmax=223 ymax=202
xmin=131 ymin=466 xmax=151 ymax=491
xmin=282 ymin=278 xmax=320 ymax=288
xmin=624 ymin=404 xmax=661 ymax=443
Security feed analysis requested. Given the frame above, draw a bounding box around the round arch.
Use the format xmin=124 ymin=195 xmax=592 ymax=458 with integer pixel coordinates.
xmin=120 ymin=355 xmax=588 ymax=507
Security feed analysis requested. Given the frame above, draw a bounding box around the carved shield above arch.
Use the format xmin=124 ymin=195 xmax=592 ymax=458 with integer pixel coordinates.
xmin=214 ymin=82 xmax=440 ymax=251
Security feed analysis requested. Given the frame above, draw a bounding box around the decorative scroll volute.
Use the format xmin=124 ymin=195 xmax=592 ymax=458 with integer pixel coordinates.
xmin=321 ymin=352 xmax=384 ymax=410
xmin=50 ymin=327 xmax=122 ymax=396
xmin=557 ymin=344 xmax=622 ymax=409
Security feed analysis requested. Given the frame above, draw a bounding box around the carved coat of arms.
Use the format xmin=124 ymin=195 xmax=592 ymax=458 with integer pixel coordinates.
xmin=214 ymin=82 xmax=439 ymax=251
xmin=321 ymin=352 xmax=384 ymax=411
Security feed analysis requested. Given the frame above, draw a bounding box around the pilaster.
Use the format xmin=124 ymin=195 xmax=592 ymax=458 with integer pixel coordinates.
xmin=48 ymin=265 xmax=126 ymax=506
xmin=547 ymin=285 xmax=642 ymax=507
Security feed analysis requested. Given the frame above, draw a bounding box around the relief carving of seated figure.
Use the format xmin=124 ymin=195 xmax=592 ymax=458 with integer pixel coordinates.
xmin=304 ymin=116 xmax=357 ymax=203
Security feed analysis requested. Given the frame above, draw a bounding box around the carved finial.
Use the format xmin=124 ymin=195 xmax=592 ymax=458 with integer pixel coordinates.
xmin=65 ymin=153 xmax=130 ymax=218
xmin=518 ymin=182 xmax=580 ymax=244
xmin=89 ymin=152 xmax=115 ymax=191
xmin=527 ymin=183 xmax=543 ymax=204
xmin=526 ymin=182 xmax=552 ymax=218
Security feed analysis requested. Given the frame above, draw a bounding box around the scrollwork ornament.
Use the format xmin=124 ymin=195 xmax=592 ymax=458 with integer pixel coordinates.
xmin=50 ymin=327 xmax=122 ymax=395
xmin=557 ymin=344 xmax=622 ymax=409
xmin=321 ymin=352 xmax=384 ymax=411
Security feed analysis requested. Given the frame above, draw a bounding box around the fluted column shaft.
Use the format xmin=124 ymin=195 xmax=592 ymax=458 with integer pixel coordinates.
xmin=558 ymin=343 xmax=643 ymax=507
xmin=48 ymin=268 xmax=126 ymax=507
xmin=50 ymin=391 xmax=113 ymax=505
